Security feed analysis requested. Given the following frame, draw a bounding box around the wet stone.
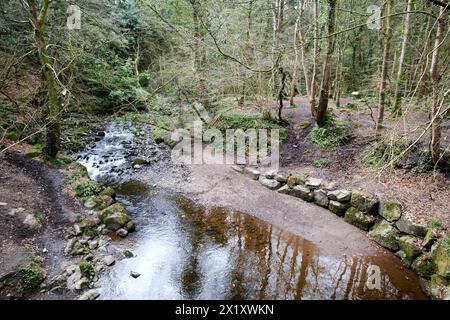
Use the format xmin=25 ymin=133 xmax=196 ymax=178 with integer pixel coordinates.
xmin=344 ymin=207 xmax=376 ymax=231
xmin=328 ymin=200 xmax=350 ymax=217
xmin=369 ymin=220 xmax=400 ymax=251
xmin=313 ymin=189 xmax=329 ymax=208
xmin=395 ymin=217 xmax=427 ymax=237
xmin=327 ymin=189 xmax=351 ymax=203
xmin=291 ymin=185 xmax=314 ymax=202
xmin=305 ymin=178 xmax=322 ymax=190
xmin=350 ymin=191 xmax=379 ymax=214
xmin=277 ymin=185 xmax=291 ymax=195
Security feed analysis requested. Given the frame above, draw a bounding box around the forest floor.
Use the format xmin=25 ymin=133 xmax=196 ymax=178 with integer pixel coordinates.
xmin=270 ymin=96 xmax=449 ymax=229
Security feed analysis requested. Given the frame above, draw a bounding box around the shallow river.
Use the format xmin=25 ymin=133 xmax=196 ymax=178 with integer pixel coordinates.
xmin=78 ymin=123 xmax=427 ymax=300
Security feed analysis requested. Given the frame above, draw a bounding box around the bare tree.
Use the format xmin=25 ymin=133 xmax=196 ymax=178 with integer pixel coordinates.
xmin=392 ymin=0 xmax=413 ymax=116
xmin=430 ymin=7 xmax=446 ymax=165
xmin=316 ymin=0 xmax=337 ymax=126
xmin=376 ymin=0 xmax=394 ymax=132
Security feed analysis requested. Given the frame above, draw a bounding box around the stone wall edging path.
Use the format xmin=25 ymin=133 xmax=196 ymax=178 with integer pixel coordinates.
xmin=231 ymin=165 xmax=450 ymax=300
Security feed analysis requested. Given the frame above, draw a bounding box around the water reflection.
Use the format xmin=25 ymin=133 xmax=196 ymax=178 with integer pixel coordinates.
xmin=98 ymin=183 xmax=427 ymax=300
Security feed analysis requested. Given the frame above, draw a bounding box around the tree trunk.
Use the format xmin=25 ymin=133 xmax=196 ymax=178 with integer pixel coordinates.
xmin=310 ymin=0 xmax=319 ymax=117
xmin=376 ymin=0 xmax=393 ymax=132
xmin=430 ymin=7 xmax=446 ymax=165
xmin=28 ymin=0 xmax=62 ymax=158
xmin=191 ymin=0 xmax=209 ymax=109
xmin=278 ymin=67 xmax=287 ymax=122
xmin=392 ymin=0 xmax=412 ymax=116
xmin=316 ymin=0 xmax=337 ymax=126
xmin=289 ymin=0 xmax=308 ymax=107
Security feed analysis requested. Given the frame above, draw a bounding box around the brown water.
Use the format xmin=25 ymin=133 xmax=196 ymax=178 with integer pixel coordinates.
xmin=98 ymin=180 xmax=427 ymax=300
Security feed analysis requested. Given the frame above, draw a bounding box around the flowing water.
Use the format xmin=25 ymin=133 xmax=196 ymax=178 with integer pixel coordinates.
xmin=77 ymin=123 xmax=427 ymax=300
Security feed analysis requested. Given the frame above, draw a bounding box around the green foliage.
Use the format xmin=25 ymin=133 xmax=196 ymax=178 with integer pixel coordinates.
xmin=428 ymin=219 xmax=443 ymax=229
xmin=214 ymin=112 xmax=287 ymax=143
xmin=25 ymin=144 xmax=43 ymax=158
xmin=79 ymin=261 xmax=96 ymax=281
xmin=362 ymin=135 xmax=412 ymax=169
xmin=21 ymin=253 xmax=44 ymax=291
xmin=411 ymin=151 xmax=433 ymax=175
xmin=314 ymin=159 xmax=333 ymax=169
xmin=311 ymin=114 xmax=353 ymax=150
xmin=75 ymin=182 xmax=102 ymax=198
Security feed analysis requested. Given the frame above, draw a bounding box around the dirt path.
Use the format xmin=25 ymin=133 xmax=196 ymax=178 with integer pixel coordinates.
xmin=0 ymin=151 xmax=79 ymax=299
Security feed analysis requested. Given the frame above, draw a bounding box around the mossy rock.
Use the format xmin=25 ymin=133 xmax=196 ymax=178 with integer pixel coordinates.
xmin=379 ymin=200 xmax=402 ymax=222
xmin=84 ymin=195 xmax=114 ymax=210
xmin=287 ymin=175 xmax=305 ymax=188
xmin=344 ymin=207 xmax=376 ymax=231
xmin=431 ymin=237 xmax=450 ymax=279
xmin=350 ymin=191 xmax=379 ymax=214
xmin=412 ymin=253 xmax=437 ymax=279
xmin=369 ymin=220 xmax=400 ymax=251
xmin=99 ymin=203 xmax=131 ymax=231
xmin=132 ymin=157 xmax=149 ymax=166
xmin=423 ymin=228 xmax=439 ymax=250
xmin=99 ymin=187 xmax=116 ymax=199
xmin=71 ymin=240 xmax=90 ymax=256
xmin=428 ymin=274 xmax=450 ymax=300
xmin=397 ymin=235 xmax=422 ymax=263
xmin=123 ymin=250 xmax=134 ymax=258
xmin=328 ymin=200 xmax=350 ymax=217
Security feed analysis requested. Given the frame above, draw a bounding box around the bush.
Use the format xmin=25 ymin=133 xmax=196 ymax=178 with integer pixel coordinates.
xmin=79 ymin=261 xmax=96 ymax=281
xmin=75 ymin=182 xmax=102 ymax=198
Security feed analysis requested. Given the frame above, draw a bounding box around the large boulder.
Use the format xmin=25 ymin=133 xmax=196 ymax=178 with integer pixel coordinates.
xmin=291 ymin=185 xmax=314 ymax=202
xmin=412 ymin=253 xmax=437 ymax=279
xmin=395 ymin=216 xmax=427 ymax=237
xmin=313 ymin=189 xmax=329 ymax=208
xmin=431 ymin=238 xmax=450 ymax=279
xmin=350 ymin=191 xmax=379 ymax=214
xmin=369 ymin=220 xmax=400 ymax=251
xmin=99 ymin=204 xmax=131 ymax=231
xmin=379 ymin=200 xmax=402 ymax=222
xmin=397 ymin=235 xmax=422 ymax=264
xmin=259 ymin=177 xmax=281 ymax=190
xmin=327 ymin=189 xmax=351 ymax=202
xmin=328 ymin=200 xmax=350 ymax=217
xmin=344 ymin=207 xmax=376 ymax=231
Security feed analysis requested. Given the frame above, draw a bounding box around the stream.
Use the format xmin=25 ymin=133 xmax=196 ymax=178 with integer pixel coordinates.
xmin=76 ymin=123 xmax=427 ymax=300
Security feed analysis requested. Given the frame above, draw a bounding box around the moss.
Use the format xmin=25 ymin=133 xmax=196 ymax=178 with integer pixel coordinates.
xmin=298 ymin=120 xmax=311 ymax=130
xmin=79 ymin=261 xmax=96 ymax=281
xmin=25 ymin=144 xmax=43 ymax=158
xmin=287 ymin=175 xmax=305 ymax=188
xmin=6 ymin=130 xmax=20 ymax=142
xmin=344 ymin=207 xmax=376 ymax=231
xmin=369 ymin=220 xmax=400 ymax=251
xmin=428 ymin=219 xmax=443 ymax=229
xmin=21 ymin=253 xmax=45 ymax=291
xmin=397 ymin=235 xmax=422 ymax=263
xmin=310 ymin=113 xmax=353 ymax=150
xmin=431 ymin=237 xmax=450 ymax=278
xmin=99 ymin=187 xmax=116 ymax=198
xmin=123 ymin=250 xmax=134 ymax=258
xmin=350 ymin=191 xmax=379 ymax=214
xmin=380 ymin=201 xmax=402 ymax=222
xmin=412 ymin=253 xmax=437 ymax=279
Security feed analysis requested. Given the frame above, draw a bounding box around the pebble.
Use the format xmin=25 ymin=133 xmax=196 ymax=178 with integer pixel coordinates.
xmin=0 ymin=202 xmax=7 ymax=206
xmin=130 ymin=271 xmax=141 ymax=279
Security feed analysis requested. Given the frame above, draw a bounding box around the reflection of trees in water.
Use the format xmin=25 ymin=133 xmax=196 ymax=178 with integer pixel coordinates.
xmin=176 ymin=198 xmax=425 ymax=300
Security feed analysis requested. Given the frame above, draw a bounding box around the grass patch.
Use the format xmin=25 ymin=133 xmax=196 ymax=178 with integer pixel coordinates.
xmin=428 ymin=219 xmax=443 ymax=229
xmin=362 ymin=134 xmax=412 ymax=169
xmin=311 ymin=113 xmax=353 ymax=150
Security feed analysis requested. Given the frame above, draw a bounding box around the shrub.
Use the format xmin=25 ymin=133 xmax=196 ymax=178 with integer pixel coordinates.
xmin=362 ymin=135 xmax=413 ymax=169
xmin=75 ymin=182 xmax=102 ymax=198
xmin=79 ymin=261 xmax=96 ymax=281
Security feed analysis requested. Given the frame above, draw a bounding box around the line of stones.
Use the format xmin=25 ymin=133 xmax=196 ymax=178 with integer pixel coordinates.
xmin=232 ymin=165 xmax=450 ymax=299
